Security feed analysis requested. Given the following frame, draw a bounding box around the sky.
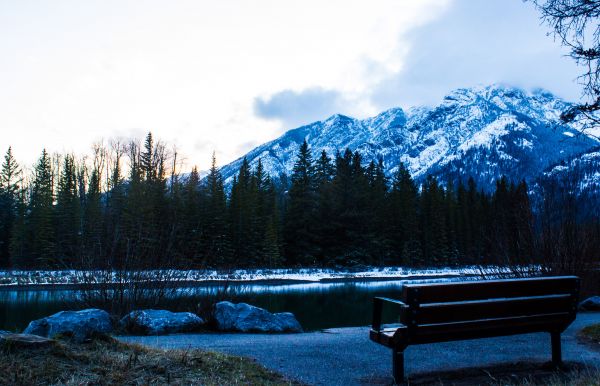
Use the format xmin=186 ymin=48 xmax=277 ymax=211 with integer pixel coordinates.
xmin=0 ymin=0 xmax=582 ymax=169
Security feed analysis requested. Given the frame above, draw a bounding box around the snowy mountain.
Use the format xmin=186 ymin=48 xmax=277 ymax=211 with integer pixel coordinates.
xmin=534 ymin=147 xmax=600 ymax=217
xmin=220 ymin=85 xmax=599 ymax=191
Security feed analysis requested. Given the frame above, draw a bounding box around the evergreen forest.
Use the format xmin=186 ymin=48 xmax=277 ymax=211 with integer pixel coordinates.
xmin=0 ymin=133 xmax=598 ymax=272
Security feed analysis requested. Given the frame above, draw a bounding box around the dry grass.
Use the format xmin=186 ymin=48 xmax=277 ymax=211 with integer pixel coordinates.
xmin=0 ymin=335 xmax=298 ymax=386
xmin=405 ymin=361 xmax=600 ymax=386
xmin=496 ymin=367 xmax=600 ymax=386
xmin=580 ymin=323 xmax=600 ymax=344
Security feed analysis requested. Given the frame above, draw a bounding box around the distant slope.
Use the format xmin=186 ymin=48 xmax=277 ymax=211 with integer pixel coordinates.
xmin=534 ymin=147 xmax=600 ymax=217
xmin=219 ymin=85 xmax=599 ymax=191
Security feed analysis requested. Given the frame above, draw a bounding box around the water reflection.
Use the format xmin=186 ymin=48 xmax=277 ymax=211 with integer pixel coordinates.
xmin=0 ymin=277 xmax=457 ymax=332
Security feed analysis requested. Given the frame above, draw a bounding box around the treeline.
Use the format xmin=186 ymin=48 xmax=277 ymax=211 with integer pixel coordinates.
xmin=0 ymin=133 xmax=597 ymax=270
xmin=281 ymin=141 xmax=534 ymax=267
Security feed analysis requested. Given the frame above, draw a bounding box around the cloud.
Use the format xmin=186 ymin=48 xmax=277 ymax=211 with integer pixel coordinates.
xmin=254 ymin=88 xmax=347 ymax=129
xmin=369 ymin=0 xmax=582 ymax=110
xmin=252 ymin=0 xmax=582 ymax=132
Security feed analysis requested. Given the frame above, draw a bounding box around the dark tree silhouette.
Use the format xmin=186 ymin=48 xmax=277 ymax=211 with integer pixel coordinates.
xmin=531 ymin=0 xmax=600 ymax=137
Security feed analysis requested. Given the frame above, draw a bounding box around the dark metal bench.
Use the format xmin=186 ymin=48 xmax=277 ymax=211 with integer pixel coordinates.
xmin=369 ymin=276 xmax=580 ymax=382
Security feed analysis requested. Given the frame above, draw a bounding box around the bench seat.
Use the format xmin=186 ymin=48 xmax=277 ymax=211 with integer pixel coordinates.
xmin=369 ymin=276 xmax=580 ymax=382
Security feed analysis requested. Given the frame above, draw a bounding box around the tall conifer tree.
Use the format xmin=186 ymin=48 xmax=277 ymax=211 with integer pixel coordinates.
xmin=284 ymin=140 xmax=317 ymax=265
xmin=29 ymin=149 xmax=55 ymax=266
xmin=0 ymin=147 xmax=21 ymax=267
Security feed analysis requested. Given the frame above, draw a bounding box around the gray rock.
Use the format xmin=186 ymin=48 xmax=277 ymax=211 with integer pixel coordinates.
xmin=579 ymin=296 xmax=600 ymax=311
xmin=214 ymin=301 xmax=303 ymax=333
xmin=23 ymin=309 xmax=112 ymax=342
xmin=0 ymin=333 xmax=55 ymax=349
xmin=274 ymin=312 xmax=303 ymax=332
xmin=120 ymin=309 xmax=204 ymax=335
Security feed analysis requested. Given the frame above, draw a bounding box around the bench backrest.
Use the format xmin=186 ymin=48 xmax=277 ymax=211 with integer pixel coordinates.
xmin=397 ymin=276 xmax=579 ymax=342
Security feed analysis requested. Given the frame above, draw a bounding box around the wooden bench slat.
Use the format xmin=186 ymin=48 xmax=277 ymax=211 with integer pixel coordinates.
xmin=402 ymin=312 xmax=573 ymax=345
xmin=370 ymin=276 xmax=580 ymax=382
xmin=402 ymin=276 xmax=579 ymax=304
xmin=406 ymin=294 xmax=574 ymax=325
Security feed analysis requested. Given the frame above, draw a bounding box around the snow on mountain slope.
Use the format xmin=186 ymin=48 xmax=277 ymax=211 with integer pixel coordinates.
xmin=540 ymin=147 xmax=600 ymax=195
xmin=219 ymin=85 xmax=599 ymax=191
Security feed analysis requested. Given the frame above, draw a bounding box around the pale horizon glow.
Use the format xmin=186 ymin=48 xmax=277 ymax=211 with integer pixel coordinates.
xmin=0 ymin=0 xmax=581 ymax=170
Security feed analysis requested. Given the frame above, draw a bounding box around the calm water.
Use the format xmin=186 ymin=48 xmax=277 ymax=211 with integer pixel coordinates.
xmin=0 ymin=278 xmax=455 ymax=332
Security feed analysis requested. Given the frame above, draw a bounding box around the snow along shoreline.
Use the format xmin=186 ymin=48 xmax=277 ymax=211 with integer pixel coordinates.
xmin=0 ymin=266 xmax=523 ymax=289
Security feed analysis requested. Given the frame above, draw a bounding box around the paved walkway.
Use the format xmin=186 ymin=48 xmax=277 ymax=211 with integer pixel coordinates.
xmin=120 ymin=312 xmax=600 ymax=385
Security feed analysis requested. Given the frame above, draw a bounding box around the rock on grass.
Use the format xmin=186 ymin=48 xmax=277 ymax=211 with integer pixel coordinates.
xmin=23 ymin=309 xmax=112 ymax=342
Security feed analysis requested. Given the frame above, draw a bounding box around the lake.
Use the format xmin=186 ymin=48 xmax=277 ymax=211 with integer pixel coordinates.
xmin=0 ymin=278 xmax=457 ymax=332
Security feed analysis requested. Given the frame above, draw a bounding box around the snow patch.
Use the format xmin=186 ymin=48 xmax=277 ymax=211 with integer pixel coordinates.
xmin=0 ymin=266 xmax=527 ymax=288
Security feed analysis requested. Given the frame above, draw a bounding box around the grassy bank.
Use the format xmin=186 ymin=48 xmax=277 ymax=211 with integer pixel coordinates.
xmin=0 ymin=336 xmax=296 ymax=386
xmin=410 ymin=361 xmax=600 ymax=385
xmin=581 ymin=323 xmax=600 ymax=344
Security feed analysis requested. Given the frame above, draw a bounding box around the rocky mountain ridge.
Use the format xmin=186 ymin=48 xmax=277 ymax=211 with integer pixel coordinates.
xmin=219 ymin=84 xmax=599 ymax=191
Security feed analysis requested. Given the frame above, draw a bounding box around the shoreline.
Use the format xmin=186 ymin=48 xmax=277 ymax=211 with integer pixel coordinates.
xmin=0 ymin=272 xmax=478 ymax=291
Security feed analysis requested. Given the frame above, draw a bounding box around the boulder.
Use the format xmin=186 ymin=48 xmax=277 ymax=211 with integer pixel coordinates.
xmin=214 ymin=301 xmax=302 ymax=333
xmin=579 ymin=296 xmax=600 ymax=311
xmin=0 ymin=333 xmax=55 ymax=349
xmin=274 ymin=312 xmax=303 ymax=332
xmin=119 ymin=309 xmax=204 ymax=335
xmin=23 ymin=309 xmax=112 ymax=342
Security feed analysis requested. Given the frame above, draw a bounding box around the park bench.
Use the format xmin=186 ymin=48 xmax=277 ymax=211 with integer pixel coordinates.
xmin=369 ymin=276 xmax=580 ymax=382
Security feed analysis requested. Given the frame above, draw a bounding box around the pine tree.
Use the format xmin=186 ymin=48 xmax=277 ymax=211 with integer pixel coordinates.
xmin=326 ymin=149 xmax=372 ymax=265
xmin=229 ymin=157 xmax=260 ymax=265
xmin=253 ymin=159 xmax=280 ymax=266
xmin=419 ymin=176 xmax=449 ymax=266
xmin=29 ymin=149 xmax=55 ymax=267
xmin=83 ymin=164 xmax=103 ymax=264
xmin=55 ymin=154 xmax=81 ymax=265
xmin=123 ymin=133 xmax=170 ymax=266
xmin=314 ymin=150 xmax=334 ymax=186
xmin=491 ymin=176 xmax=511 ymax=265
xmin=509 ymin=180 xmax=534 ymax=265
xmin=367 ymin=158 xmax=389 ymax=265
xmin=389 ymin=163 xmax=421 ymax=266
xmin=262 ymin=215 xmax=281 ymax=267
xmin=123 ymin=140 xmax=145 ymax=266
xmin=284 ymin=140 xmax=318 ymax=265
xmin=203 ymin=153 xmax=231 ymax=267
xmin=8 ymin=182 xmax=27 ymax=268
xmin=0 ymin=147 xmax=21 ymax=267
xmin=467 ymin=177 xmax=487 ymax=263
xmin=455 ymin=181 xmax=471 ymax=262
xmin=177 ymin=166 xmax=201 ymax=265
xmin=348 ymin=151 xmax=373 ymax=264
xmin=105 ymin=145 xmax=126 ymax=267
xmin=313 ymin=150 xmax=336 ymax=265
xmin=141 ymin=132 xmax=155 ymax=182
xmin=444 ymin=180 xmax=460 ymax=266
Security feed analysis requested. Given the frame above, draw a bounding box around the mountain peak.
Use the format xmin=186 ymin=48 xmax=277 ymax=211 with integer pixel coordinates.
xmin=218 ymin=84 xmax=597 ymax=191
xmin=324 ymin=113 xmax=354 ymax=124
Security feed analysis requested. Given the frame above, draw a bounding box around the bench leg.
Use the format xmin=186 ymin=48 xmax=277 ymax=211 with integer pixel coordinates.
xmin=551 ymin=331 xmax=562 ymax=366
xmin=393 ymin=348 xmax=405 ymax=383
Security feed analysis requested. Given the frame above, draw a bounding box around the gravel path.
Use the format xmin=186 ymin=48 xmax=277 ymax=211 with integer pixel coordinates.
xmin=120 ymin=312 xmax=600 ymax=385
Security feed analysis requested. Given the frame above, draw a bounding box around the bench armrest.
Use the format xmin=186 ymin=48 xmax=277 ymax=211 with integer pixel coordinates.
xmin=372 ymin=297 xmax=409 ymax=332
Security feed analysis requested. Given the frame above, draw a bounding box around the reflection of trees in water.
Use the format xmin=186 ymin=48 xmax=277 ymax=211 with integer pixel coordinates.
xmin=0 ymin=289 xmax=76 ymax=304
xmin=0 ymin=277 xmax=462 ymax=332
